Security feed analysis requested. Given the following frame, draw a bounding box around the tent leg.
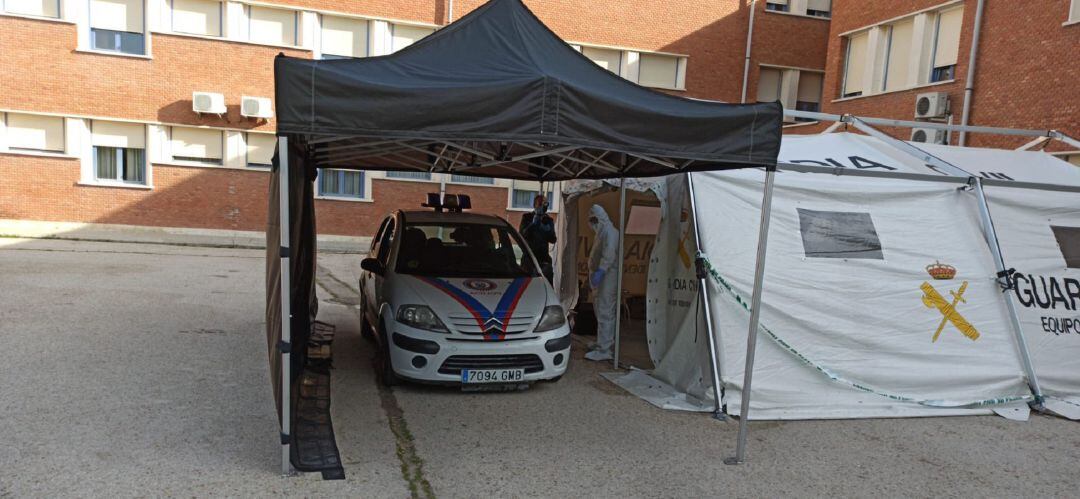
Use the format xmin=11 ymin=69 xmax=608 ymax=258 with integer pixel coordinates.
xmin=972 ymin=178 xmax=1044 ymax=404
xmin=613 ymin=177 xmax=626 ymax=369
xmin=686 ymin=172 xmax=726 ymax=420
xmin=725 ymin=166 xmax=776 ymax=466
xmin=278 ymin=136 xmax=294 ymax=477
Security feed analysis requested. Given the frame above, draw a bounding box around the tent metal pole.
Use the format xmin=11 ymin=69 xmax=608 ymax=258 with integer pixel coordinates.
xmin=278 ymin=136 xmax=293 ymax=477
xmin=725 ymin=166 xmax=777 ymax=466
xmin=613 ymin=176 xmax=626 ymax=369
xmin=686 ymin=172 xmax=726 ymax=420
xmin=972 ymin=177 xmax=1045 ymax=404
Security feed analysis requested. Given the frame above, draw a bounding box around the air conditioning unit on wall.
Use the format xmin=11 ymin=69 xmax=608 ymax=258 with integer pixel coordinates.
xmin=241 ymin=96 xmax=273 ymax=119
xmin=914 ymin=91 xmax=949 ymax=119
xmin=193 ymin=92 xmax=226 ymax=114
xmin=911 ymin=127 xmax=947 ymax=145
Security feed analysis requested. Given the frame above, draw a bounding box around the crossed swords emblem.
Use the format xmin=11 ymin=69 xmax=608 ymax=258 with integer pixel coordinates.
xmin=920 ymin=280 xmax=980 ymax=342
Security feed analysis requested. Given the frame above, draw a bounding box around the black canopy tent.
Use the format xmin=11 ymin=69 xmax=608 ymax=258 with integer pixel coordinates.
xmin=267 ymin=0 xmax=782 ymax=476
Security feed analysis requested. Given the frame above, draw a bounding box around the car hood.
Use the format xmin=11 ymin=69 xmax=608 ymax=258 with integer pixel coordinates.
xmin=401 ymin=275 xmax=549 ymax=336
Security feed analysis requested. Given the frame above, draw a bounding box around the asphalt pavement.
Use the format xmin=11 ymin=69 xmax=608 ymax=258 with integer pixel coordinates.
xmin=2 ymin=237 xmax=1078 ymax=497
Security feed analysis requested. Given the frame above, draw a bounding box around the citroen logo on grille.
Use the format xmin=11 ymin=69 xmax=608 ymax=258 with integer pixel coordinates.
xmin=483 ymin=317 xmax=504 ymax=332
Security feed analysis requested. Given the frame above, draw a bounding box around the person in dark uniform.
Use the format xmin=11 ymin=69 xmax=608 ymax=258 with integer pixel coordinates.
xmin=519 ymin=194 xmax=556 ymax=284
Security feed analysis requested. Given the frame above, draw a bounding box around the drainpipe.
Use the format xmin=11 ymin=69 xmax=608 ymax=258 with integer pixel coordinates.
xmin=740 ymin=0 xmax=758 ymax=103
xmin=957 ymin=0 xmax=985 ymax=146
xmin=448 ymin=0 xmax=454 ymax=23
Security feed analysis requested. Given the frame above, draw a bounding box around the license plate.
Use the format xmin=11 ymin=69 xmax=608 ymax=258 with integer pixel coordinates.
xmin=461 ymin=368 xmax=525 ymax=384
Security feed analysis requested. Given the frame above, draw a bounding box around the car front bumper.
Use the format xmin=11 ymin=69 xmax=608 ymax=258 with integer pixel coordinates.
xmin=388 ymin=323 xmax=571 ymax=384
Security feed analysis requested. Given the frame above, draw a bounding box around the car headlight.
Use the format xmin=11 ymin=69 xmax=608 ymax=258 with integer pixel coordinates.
xmin=396 ymin=305 xmax=448 ymax=333
xmin=534 ymin=305 xmax=566 ymax=332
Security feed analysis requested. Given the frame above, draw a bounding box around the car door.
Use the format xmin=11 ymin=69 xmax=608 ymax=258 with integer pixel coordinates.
xmin=362 ymin=216 xmax=391 ymax=325
xmin=366 ymin=216 xmax=397 ymax=327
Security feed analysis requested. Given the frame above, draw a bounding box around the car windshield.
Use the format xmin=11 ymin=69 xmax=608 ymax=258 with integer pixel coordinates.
xmin=395 ymin=221 xmax=540 ymax=278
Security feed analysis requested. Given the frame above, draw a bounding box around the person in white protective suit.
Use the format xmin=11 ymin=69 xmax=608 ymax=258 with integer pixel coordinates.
xmin=585 ymin=204 xmax=619 ymax=362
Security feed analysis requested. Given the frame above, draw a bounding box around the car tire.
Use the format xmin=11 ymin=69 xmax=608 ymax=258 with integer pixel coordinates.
xmin=376 ymin=324 xmax=400 ymax=387
xmin=359 ymin=296 xmax=375 ymax=342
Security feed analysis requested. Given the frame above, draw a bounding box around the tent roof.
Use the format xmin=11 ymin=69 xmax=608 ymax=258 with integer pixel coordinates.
xmin=273 ymin=0 xmax=781 ymax=181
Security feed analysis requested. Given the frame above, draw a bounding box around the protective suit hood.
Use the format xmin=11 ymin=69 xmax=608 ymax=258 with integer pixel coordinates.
xmin=588 ymin=204 xmax=614 ymax=226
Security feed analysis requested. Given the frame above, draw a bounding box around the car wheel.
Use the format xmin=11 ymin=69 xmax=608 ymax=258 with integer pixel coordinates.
xmin=376 ymin=324 xmax=400 ymax=387
xmin=359 ymin=296 xmax=375 ymax=342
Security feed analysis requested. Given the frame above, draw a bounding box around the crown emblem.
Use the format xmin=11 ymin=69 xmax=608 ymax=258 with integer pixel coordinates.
xmin=925 ymin=261 xmax=957 ymax=280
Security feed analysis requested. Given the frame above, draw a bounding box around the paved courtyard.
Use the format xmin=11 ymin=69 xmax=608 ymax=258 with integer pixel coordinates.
xmin=2 ymin=237 xmax=1078 ymax=497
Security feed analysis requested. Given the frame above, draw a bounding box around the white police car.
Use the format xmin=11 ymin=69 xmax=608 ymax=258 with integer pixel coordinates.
xmin=359 ymin=194 xmax=570 ymax=387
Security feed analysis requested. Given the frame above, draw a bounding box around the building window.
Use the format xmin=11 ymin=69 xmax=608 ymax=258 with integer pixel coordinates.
xmin=246 ymin=133 xmax=276 ymax=168
xmin=322 ymin=15 xmax=368 ymax=59
xmin=795 ymin=71 xmax=823 ymax=118
xmin=5 ymin=113 xmax=65 ymax=153
xmin=318 ymin=169 xmax=365 ymax=198
xmin=1071 ymin=0 xmax=1080 ymax=23
xmin=91 ymin=120 xmax=146 ymax=184
xmin=638 ymin=53 xmax=681 ymax=90
xmin=765 ymin=1 xmax=789 ymax=13
xmin=510 ymin=181 xmax=554 ymax=210
xmin=172 ymin=0 xmax=222 ymax=37
xmin=89 ymin=0 xmax=145 ymax=55
xmin=882 ymin=19 xmax=914 ymax=91
xmin=581 ymin=46 xmax=621 ymax=74
xmin=248 ymin=5 xmax=297 ymax=46
xmin=806 ymin=0 xmax=831 ymax=18
xmin=841 ymin=31 xmax=868 ymax=97
xmin=757 ymin=67 xmax=822 ymax=120
xmin=386 ymin=171 xmax=432 ymax=181
xmin=756 ymin=67 xmax=782 ymax=103
xmin=170 ymin=127 xmax=222 ymax=165
xmin=450 ymin=174 xmax=494 ymax=185
xmin=391 ymin=23 xmax=433 ymax=52
xmin=798 ymin=209 xmax=883 ymax=260
xmin=3 ymin=0 xmax=60 ymax=18
xmin=930 ymin=7 xmax=963 ymax=82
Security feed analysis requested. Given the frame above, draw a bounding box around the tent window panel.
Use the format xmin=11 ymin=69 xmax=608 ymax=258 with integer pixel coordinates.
xmin=391 ymin=24 xmax=434 ymax=52
xmin=249 ymin=6 xmax=297 ymax=46
xmin=931 ymin=7 xmax=963 ymax=82
xmin=4 ymin=0 xmax=60 ymax=17
xmin=386 ymin=171 xmax=433 ymax=180
xmin=319 ymin=169 xmax=365 ymax=198
xmin=172 ymin=0 xmax=222 ymax=36
xmin=450 ymin=174 xmax=494 ymax=185
xmin=842 ymin=32 xmax=868 ymax=97
xmin=884 ymin=19 xmax=914 ymax=91
xmin=246 ymin=133 xmax=276 ymax=168
xmin=6 ymin=113 xmax=65 ymax=152
xmin=756 ymin=67 xmax=781 ymax=103
xmin=322 ymin=16 xmax=368 ymax=58
xmin=797 ymin=209 xmax=884 ymax=260
xmin=581 ymin=46 xmax=621 ymax=74
xmin=170 ymin=127 xmax=223 ymax=164
xmin=1051 ymin=226 xmax=1080 ymax=269
xmin=638 ymin=54 xmax=679 ymax=89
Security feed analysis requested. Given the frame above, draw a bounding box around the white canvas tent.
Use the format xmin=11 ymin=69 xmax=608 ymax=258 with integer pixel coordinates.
xmin=635 ymin=133 xmax=1080 ymax=428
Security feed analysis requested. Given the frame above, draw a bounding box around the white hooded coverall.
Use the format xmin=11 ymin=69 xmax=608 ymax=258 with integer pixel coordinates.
xmin=588 ymin=204 xmax=620 ymax=355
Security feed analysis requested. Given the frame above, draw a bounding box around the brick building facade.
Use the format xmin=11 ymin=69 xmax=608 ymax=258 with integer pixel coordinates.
xmin=0 ymin=0 xmax=1074 ymax=238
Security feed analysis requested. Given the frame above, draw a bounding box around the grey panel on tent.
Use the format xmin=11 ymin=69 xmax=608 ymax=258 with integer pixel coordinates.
xmin=797 ymin=209 xmax=883 ymax=260
xmin=1050 ymin=225 xmax=1080 ymax=269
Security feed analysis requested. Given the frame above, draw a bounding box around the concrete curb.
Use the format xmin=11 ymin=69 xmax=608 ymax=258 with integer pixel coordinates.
xmin=0 ymin=219 xmax=370 ymax=254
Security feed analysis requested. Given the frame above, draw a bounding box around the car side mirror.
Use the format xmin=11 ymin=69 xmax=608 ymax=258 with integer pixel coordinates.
xmin=361 ymin=258 xmax=385 ymax=276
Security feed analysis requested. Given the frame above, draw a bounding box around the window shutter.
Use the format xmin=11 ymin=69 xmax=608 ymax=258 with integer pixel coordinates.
xmin=638 ymin=54 xmax=679 ymax=89
xmin=843 ymin=32 xmax=868 ymax=95
xmin=806 ymin=0 xmax=830 ymax=12
xmin=249 ymin=6 xmax=296 ymax=46
xmin=247 ymin=134 xmax=276 ymax=165
xmin=90 ymin=0 xmax=144 ymax=32
xmin=768 ymin=0 xmax=788 ymax=4
xmin=7 ymin=114 xmax=65 ymax=152
xmin=797 ymin=71 xmax=822 ymax=103
xmin=581 ymin=46 xmax=621 ymax=74
xmin=933 ymin=7 xmax=963 ymax=68
xmin=92 ymin=121 xmax=145 ymax=149
xmin=756 ymin=67 xmax=781 ymax=102
xmin=884 ymin=19 xmax=914 ymax=90
xmin=172 ymin=0 xmax=221 ymax=36
xmin=391 ymin=24 xmax=433 ymax=52
xmin=5 ymin=0 xmax=59 ymax=17
xmin=322 ymin=16 xmax=368 ymax=57
xmin=170 ymin=127 xmax=221 ymax=159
